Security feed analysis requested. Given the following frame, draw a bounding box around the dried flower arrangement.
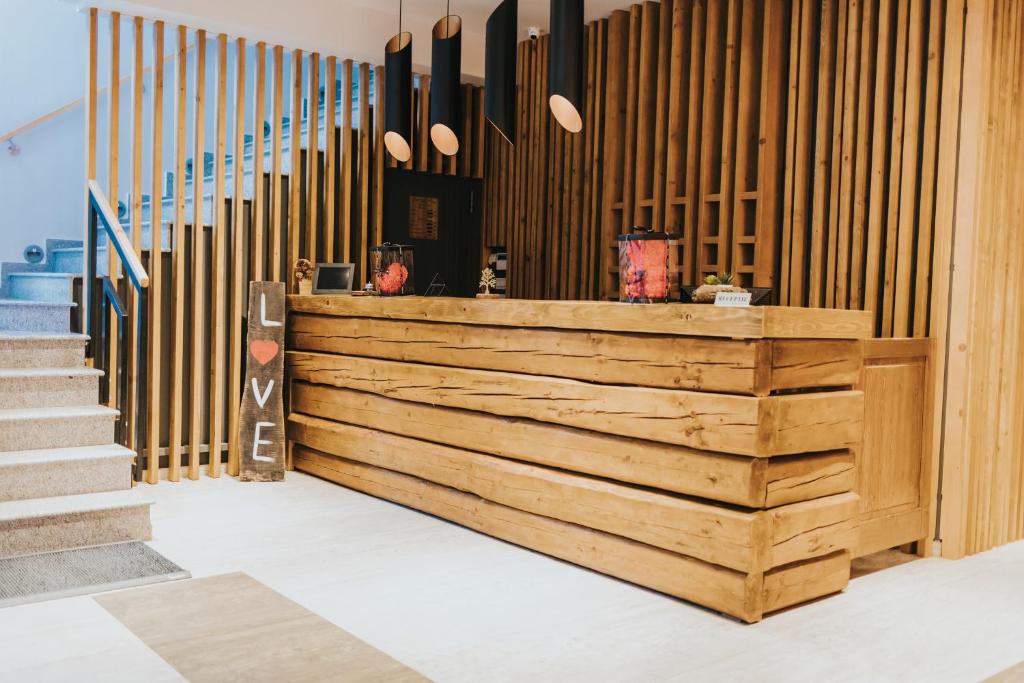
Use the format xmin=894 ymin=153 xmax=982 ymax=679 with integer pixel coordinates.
xmin=294 ymin=258 xmax=313 ymax=294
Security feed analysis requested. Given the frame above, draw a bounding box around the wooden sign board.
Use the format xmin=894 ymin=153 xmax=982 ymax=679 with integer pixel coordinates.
xmin=239 ymin=281 xmax=286 ymax=481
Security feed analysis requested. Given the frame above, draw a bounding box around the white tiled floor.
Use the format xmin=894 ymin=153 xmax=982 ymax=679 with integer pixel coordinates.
xmin=2 ymin=472 xmax=1023 ymax=682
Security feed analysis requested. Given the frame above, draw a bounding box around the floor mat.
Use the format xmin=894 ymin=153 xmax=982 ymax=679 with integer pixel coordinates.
xmin=95 ymin=572 xmax=428 ymax=682
xmin=0 ymin=542 xmax=189 ymax=608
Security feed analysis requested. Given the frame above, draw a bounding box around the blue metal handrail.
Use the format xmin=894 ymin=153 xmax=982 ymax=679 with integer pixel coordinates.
xmin=85 ymin=179 xmax=149 ymax=478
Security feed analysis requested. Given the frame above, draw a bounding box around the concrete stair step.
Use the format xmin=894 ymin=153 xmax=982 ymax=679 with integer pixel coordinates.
xmin=49 ymin=246 xmax=108 ymax=275
xmin=0 ymin=333 xmax=87 ymax=368
xmin=4 ymin=272 xmax=76 ymax=303
xmin=0 ymin=444 xmax=134 ymax=502
xmin=0 ymin=366 xmax=103 ymax=409
xmin=0 ymin=300 xmax=74 ymax=333
xmin=0 ymin=489 xmax=152 ymax=559
xmin=0 ymin=404 xmax=117 ymax=452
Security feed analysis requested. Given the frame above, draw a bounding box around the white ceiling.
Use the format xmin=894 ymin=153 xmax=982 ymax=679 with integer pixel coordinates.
xmin=82 ymin=0 xmax=633 ymax=78
xmin=348 ymin=0 xmax=634 ymax=40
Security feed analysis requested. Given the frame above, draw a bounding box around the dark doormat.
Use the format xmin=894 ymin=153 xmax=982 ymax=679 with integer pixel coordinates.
xmin=0 ymin=541 xmax=190 ymax=608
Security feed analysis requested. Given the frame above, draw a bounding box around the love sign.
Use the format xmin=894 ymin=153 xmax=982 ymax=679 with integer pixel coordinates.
xmin=239 ymin=282 xmax=286 ymax=482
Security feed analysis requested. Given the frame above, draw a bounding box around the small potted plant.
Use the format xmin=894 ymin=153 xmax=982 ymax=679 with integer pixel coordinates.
xmin=692 ymin=273 xmax=747 ymax=303
xmin=477 ymin=267 xmax=501 ymax=299
xmin=294 ymin=258 xmax=313 ymax=295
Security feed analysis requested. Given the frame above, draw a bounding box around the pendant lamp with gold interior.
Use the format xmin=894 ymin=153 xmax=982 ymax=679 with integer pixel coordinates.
xmin=430 ymin=2 xmax=462 ymax=156
xmin=384 ymin=1 xmax=413 ymax=162
xmin=549 ymin=0 xmax=584 ymax=133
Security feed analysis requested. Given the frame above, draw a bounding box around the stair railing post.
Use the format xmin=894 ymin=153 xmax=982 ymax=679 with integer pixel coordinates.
xmin=85 ymin=205 xmax=98 ymax=356
xmin=135 ymin=286 xmax=149 ymax=481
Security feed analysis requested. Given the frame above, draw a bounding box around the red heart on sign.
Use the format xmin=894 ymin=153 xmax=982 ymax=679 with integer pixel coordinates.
xmin=250 ymin=339 xmax=279 ymax=365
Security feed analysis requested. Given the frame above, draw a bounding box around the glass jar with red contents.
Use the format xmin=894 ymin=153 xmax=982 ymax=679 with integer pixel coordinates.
xmin=370 ymin=243 xmax=415 ymax=296
xmin=617 ymin=231 xmax=670 ymax=304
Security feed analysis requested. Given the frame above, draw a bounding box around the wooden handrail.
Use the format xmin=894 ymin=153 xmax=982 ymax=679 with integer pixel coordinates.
xmin=88 ymin=179 xmax=149 ymax=289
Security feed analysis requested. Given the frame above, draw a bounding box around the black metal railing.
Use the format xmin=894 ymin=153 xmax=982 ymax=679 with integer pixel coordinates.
xmin=84 ymin=180 xmax=150 ymax=478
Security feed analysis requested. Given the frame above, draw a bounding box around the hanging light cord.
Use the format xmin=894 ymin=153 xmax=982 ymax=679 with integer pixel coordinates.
xmin=446 ymin=1 xmax=451 ymax=38
xmin=399 ymin=0 xmax=403 ymax=34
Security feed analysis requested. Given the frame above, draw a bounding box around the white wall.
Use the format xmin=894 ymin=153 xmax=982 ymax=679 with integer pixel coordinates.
xmin=0 ymin=0 xmax=89 ymax=264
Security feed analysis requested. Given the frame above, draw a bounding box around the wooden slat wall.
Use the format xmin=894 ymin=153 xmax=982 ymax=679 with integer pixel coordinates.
xmin=937 ymin=0 xmax=1024 ymax=558
xmin=484 ymin=1 xmax=785 ymax=300
xmin=482 ymin=0 xmax=949 ymax=339
xmin=87 ymin=9 xmax=484 ymax=483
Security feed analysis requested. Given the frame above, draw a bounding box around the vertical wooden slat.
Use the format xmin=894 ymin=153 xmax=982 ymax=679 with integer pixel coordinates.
xmin=323 ymin=56 xmax=337 ymax=263
xmin=601 ymin=10 xmax=630 ymax=300
xmin=849 ymin=0 xmax=878 ymax=310
xmin=358 ymin=62 xmax=372 ymax=284
xmin=833 ymin=0 xmax=862 ymax=309
xmin=581 ymin=26 xmax=596 ymax=298
xmin=697 ymin=0 xmax=730 ymax=280
xmin=808 ymin=0 xmax=836 ymax=307
xmin=270 ymin=45 xmax=284 ymax=282
xmin=622 ymin=5 xmax=642 ymax=232
xmin=187 ymin=29 xmax=207 ymax=480
xmin=474 ymin=87 xmax=486 ymax=178
xmin=729 ymin=0 xmax=761 ymax=288
xmin=633 ymin=1 xmax=659 ymax=228
xmin=651 ymin=0 xmax=673 ymax=232
xmin=106 ymin=13 xmax=121 ymax=403
xmin=206 ymin=33 xmax=228 ymax=478
xmin=880 ymin=0 xmax=911 ymax=336
xmin=86 ymin=9 xmax=98 ymax=180
xmin=528 ymin=42 xmax=543 ymax=298
xmin=287 ymin=49 xmax=302 ymax=292
xmin=864 ymin=0 xmax=895 ymax=326
xmin=374 ymin=65 xmax=385 ymax=246
xmin=252 ymin=42 xmax=267 ymax=281
xmin=753 ymin=0 xmax=788 ymax=289
xmin=227 ymin=37 xmax=248 ymax=477
xmin=168 ymin=25 xmax=188 ymax=482
xmin=823 ymin=0 xmax=849 ymax=307
xmin=513 ymin=41 xmax=528 ymax=299
xmin=683 ymin=1 xmax=707 ymax=286
xmin=341 ymin=59 xmax=354 ymax=263
xmin=417 ymin=74 xmax=430 ymax=173
xmin=126 ymin=15 xmax=144 ymax=456
xmin=306 ymin=53 xmax=320 ymax=263
xmin=892 ymin=0 xmax=926 ymax=336
xmin=912 ymin=0 xmax=945 ymax=337
xmin=144 ymin=20 xmax=164 ymax=485
xmin=785 ymin=0 xmax=818 ymax=305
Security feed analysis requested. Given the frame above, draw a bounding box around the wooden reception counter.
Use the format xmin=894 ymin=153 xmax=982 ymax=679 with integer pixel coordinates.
xmin=285 ymin=296 xmax=874 ymax=622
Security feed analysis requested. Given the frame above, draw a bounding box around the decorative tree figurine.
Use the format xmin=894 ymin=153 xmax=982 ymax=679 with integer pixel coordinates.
xmin=294 ymin=258 xmax=313 ymax=295
xmin=477 ymin=267 xmax=500 ymax=299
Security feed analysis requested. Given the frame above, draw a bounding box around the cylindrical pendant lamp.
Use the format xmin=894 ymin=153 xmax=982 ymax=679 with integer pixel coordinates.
xmin=384 ymin=30 xmax=413 ymax=162
xmin=430 ymin=10 xmax=463 ymax=156
xmin=548 ymin=0 xmax=584 ymax=133
xmin=485 ymin=0 xmax=518 ymax=144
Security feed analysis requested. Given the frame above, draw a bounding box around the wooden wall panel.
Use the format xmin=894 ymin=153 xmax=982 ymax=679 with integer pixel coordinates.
xmin=938 ymin=0 xmax=1024 ymax=558
xmin=482 ymin=0 xmax=950 ymax=337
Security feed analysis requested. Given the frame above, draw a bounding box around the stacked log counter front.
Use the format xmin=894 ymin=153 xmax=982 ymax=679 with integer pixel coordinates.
xmin=285 ymin=297 xmax=871 ymax=622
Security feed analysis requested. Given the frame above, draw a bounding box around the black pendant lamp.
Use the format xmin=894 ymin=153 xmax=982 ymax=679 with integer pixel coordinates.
xmin=430 ymin=2 xmax=462 ymax=156
xmin=549 ymin=0 xmax=584 ymax=133
xmin=485 ymin=0 xmax=518 ymax=144
xmin=384 ymin=1 xmax=412 ymax=162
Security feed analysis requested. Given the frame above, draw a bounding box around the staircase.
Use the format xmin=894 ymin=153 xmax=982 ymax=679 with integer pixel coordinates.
xmin=0 ymin=241 xmax=151 ymax=560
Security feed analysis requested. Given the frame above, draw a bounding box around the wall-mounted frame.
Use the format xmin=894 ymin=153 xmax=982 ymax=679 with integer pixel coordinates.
xmin=312 ymin=263 xmax=355 ymax=294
